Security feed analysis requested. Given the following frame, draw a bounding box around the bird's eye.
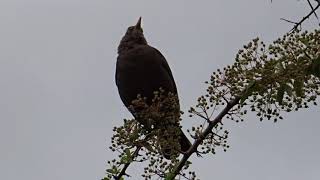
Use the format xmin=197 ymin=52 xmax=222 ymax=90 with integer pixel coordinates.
xmin=127 ymin=27 xmax=134 ymax=32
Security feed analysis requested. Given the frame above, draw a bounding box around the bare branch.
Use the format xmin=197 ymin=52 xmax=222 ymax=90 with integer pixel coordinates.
xmin=280 ymin=18 xmax=299 ymax=25
xmin=307 ymin=0 xmax=319 ymax=20
xmin=281 ymin=1 xmax=320 ymax=32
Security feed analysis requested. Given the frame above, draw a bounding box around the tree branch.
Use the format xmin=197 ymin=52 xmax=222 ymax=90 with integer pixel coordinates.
xmin=168 ymin=97 xmax=241 ymax=179
xmin=307 ymin=0 xmax=319 ymax=20
xmin=114 ymin=146 xmax=141 ymax=180
xmin=281 ymin=0 xmax=320 ymax=32
xmin=106 ymin=26 xmax=320 ymax=180
xmin=113 ymin=96 xmax=240 ymax=180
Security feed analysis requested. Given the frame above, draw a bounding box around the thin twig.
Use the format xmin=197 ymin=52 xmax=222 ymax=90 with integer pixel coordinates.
xmin=283 ymin=1 xmax=320 ymax=32
xmin=280 ymin=18 xmax=298 ymax=25
xmin=308 ymin=0 xmax=319 ymax=19
xmin=168 ymin=97 xmax=241 ymax=180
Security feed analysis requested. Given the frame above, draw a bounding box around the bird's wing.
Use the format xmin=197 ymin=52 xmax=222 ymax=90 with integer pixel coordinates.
xmin=151 ymin=47 xmax=178 ymax=94
xmin=116 ymin=45 xmax=178 ymax=93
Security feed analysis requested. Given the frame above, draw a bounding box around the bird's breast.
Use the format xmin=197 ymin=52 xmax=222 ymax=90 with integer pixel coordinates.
xmin=116 ymin=48 xmax=176 ymax=105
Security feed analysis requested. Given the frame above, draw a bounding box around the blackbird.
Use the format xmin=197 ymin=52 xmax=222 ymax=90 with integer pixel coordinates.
xmin=115 ymin=17 xmax=191 ymax=159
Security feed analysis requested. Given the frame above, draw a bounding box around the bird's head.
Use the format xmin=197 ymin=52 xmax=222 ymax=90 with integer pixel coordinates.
xmin=118 ymin=17 xmax=148 ymax=53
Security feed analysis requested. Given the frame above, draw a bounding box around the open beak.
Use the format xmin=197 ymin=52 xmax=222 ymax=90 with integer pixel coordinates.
xmin=135 ymin=17 xmax=142 ymax=29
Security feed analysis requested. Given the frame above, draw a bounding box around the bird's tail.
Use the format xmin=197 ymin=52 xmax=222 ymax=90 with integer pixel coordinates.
xmin=179 ymin=129 xmax=192 ymax=153
xmin=162 ymin=129 xmax=192 ymax=160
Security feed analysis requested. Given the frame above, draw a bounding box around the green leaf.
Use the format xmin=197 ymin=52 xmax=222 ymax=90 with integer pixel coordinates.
xmin=120 ymin=155 xmax=129 ymax=164
xmin=120 ymin=148 xmax=133 ymax=164
xmin=275 ymin=61 xmax=284 ymax=73
xmin=186 ymin=161 xmax=192 ymax=165
xmin=129 ymin=129 xmax=139 ymax=141
xmin=283 ymin=84 xmax=293 ymax=96
xmin=106 ymin=165 xmax=120 ymax=175
xmin=106 ymin=169 xmax=113 ymax=174
xmin=125 ymin=148 xmax=131 ymax=158
xmin=106 ymin=168 xmax=117 ymax=174
xmin=142 ymin=142 xmax=154 ymax=152
xmin=277 ymin=83 xmax=293 ymax=104
xmin=164 ymin=173 xmax=175 ymax=180
xmin=310 ymin=56 xmax=320 ymax=78
xmin=276 ymin=84 xmax=285 ymax=104
xmin=240 ymin=81 xmax=256 ymax=104
xmin=293 ymin=79 xmax=304 ymax=97
xmin=299 ymin=37 xmax=310 ymax=46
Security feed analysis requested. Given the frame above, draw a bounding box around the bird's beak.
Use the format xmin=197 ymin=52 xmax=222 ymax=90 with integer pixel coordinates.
xmin=135 ymin=17 xmax=142 ymax=29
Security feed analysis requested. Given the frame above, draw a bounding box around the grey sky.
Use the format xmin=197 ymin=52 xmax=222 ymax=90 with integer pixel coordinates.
xmin=0 ymin=0 xmax=319 ymax=180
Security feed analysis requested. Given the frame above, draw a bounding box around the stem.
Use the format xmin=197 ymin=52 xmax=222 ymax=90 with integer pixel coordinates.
xmin=114 ymin=146 xmax=141 ymax=180
xmin=168 ymin=97 xmax=240 ymax=179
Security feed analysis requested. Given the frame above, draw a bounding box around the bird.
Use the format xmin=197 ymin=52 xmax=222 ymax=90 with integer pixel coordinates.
xmin=115 ymin=17 xmax=191 ymax=159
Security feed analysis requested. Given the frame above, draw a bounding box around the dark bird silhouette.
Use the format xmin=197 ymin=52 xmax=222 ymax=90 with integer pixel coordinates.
xmin=115 ymin=17 xmax=191 ymax=159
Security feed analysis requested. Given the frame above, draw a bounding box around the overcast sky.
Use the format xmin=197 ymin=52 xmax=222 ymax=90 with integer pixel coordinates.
xmin=1 ymin=0 xmax=319 ymax=180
